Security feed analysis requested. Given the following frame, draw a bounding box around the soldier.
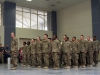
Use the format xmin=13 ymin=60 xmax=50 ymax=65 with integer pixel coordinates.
xmin=30 ymin=38 xmax=36 ymax=67
xmin=86 ymin=36 xmax=93 ymax=67
xmin=0 ymin=43 xmax=4 ymax=63
xmin=26 ymin=41 xmax=31 ymax=66
xmin=62 ymin=35 xmax=72 ymax=69
xmin=10 ymin=32 xmax=18 ymax=70
xmin=79 ymin=35 xmax=87 ymax=68
xmin=22 ymin=42 xmax=27 ymax=67
xmin=42 ymin=34 xmax=50 ymax=69
xmin=51 ymin=35 xmax=61 ymax=70
xmin=71 ymin=37 xmax=79 ymax=68
xmin=93 ymin=36 xmax=100 ymax=67
xmin=36 ymin=36 xmax=42 ymax=68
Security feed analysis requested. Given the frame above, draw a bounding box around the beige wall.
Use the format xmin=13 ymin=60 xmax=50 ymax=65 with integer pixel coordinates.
xmin=16 ymin=28 xmax=52 ymax=47
xmin=0 ymin=26 xmax=4 ymax=46
xmin=57 ymin=0 xmax=92 ymax=41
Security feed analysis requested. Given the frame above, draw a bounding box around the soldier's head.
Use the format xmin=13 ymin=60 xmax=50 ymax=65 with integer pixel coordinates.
xmin=31 ymin=38 xmax=35 ymax=43
xmin=44 ymin=34 xmax=48 ymax=39
xmin=80 ymin=35 xmax=84 ymax=40
xmin=53 ymin=35 xmax=57 ymax=40
xmin=23 ymin=42 xmax=26 ymax=45
xmin=27 ymin=41 xmax=30 ymax=46
xmin=63 ymin=35 xmax=67 ymax=40
xmin=87 ymin=36 xmax=90 ymax=41
xmin=11 ymin=32 xmax=15 ymax=38
xmin=72 ymin=36 xmax=76 ymax=41
xmin=37 ymin=36 xmax=41 ymax=41
xmin=93 ymin=36 xmax=96 ymax=41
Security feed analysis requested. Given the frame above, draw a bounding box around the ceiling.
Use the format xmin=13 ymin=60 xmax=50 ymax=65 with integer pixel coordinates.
xmin=0 ymin=0 xmax=87 ymax=11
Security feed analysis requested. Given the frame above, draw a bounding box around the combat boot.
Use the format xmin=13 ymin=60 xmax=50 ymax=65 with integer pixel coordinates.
xmin=89 ymin=65 xmax=93 ymax=67
xmin=43 ymin=66 xmax=49 ymax=69
xmin=74 ymin=66 xmax=78 ymax=68
xmin=10 ymin=67 xmax=17 ymax=70
xmin=82 ymin=65 xmax=86 ymax=68
xmin=37 ymin=66 xmax=41 ymax=68
xmin=64 ymin=66 xmax=71 ymax=69
xmin=53 ymin=67 xmax=58 ymax=70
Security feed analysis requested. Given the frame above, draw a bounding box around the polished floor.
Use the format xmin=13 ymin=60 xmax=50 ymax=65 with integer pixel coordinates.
xmin=0 ymin=63 xmax=100 ymax=75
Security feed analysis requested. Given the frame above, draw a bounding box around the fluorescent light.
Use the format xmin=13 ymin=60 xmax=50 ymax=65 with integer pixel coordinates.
xmin=26 ymin=0 xmax=32 ymax=1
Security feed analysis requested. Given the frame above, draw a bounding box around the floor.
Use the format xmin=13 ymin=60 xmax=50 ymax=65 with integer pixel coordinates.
xmin=0 ymin=63 xmax=100 ymax=75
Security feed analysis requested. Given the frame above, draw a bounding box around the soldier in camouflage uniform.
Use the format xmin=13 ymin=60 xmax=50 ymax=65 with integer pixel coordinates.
xmin=86 ymin=36 xmax=94 ymax=67
xmin=51 ymin=35 xmax=61 ymax=70
xmin=0 ymin=43 xmax=4 ymax=63
xmin=26 ymin=41 xmax=31 ymax=66
xmin=30 ymin=38 xmax=36 ymax=67
xmin=22 ymin=42 xmax=27 ymax=67
xmin=93 ymin=36 xmax=100 ymax=67
xmin=10 ymin=32 xmax=18 ymax=70
xmin=79 ymin=35 xmax=87 ymax=68
xmin=71 ymin=37 xmax=79 ymax=68
xmin=42 ymin=34 xmax=50 ymax=69
xmin=62 ymin=35 xmax=72 ymax=69
xmin=36 ymin=37 xmax=42 ymax=68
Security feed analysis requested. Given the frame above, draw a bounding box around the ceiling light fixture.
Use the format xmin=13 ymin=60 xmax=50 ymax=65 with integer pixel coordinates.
xmin=26 ymin=0 xmax=32 ymax=1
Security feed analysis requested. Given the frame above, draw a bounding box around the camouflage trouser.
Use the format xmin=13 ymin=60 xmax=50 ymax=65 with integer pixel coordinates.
xmin=52 ymin=52 xmax=60 ymax=68
xmin=93 ymin=51 xmax=99 ymax=64
xmin=23 ymin=54 xmax=27 ymax=65
xmin=86 ymin=52 xmax=93 ymax=65
xmin=49 ymin=54 xmax=53 ymax=67
xmin=30 ymin=53 xmax=36 ymax=66
xmin=79 ymin=52 xmax=86 ymax=66
xmin=63 ymin=53 xmax=71 ymax=66
xmin=71 ymin=53 xmax=79 ymax=66
xmin=26 ymin=55 xmax=31 ymax=65
xmin=37 ymin=53 xmax=42 ymax=66
xmin=43 ymin=53 xmax=49 ymax=67
xmin=0 ymin=53 xmax=4 ymax=63
xmin=11 ymin=51 xmax=18 ymax=67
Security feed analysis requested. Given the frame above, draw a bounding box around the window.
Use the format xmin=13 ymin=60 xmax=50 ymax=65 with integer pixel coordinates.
xmin=16 ymin=6 xmax=50 ymax=31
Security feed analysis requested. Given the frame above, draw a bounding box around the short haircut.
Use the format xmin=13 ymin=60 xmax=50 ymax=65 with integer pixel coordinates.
xmin=23 ymin=42 xmax=26 ymax=44
xmin=44 ymin=34 xmax=48 ymax=37
xmin=93 ymin=36 xmax=96 ymax=38
xmin=73 ymin=36 xmax=76 ymax=39
xmin=54 ymin=35 xmax=57 ymax=38
xmin=80 ymin=35 xmax=84 ymax=37
xmin=11 ymin=32 xmax=15 ymax=35
xmin=67 ymin=37 xmax=69 ymax=40
xmin=32 ymin=38 xmax=35 ymax=40
xmin=64 ymin=35 xmax=67 ymax=38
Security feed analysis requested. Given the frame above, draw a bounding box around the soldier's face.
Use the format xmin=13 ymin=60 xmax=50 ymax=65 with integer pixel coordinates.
xmin=37 ymin=37 xmax=40 ymax=41
xmin=31 ymin=39 xmax=34 ymax=42
xmin=87 ymin=37 xmax=90 ymax=41
xmin=11 ymin=33 xmax=14 ymax=38
xmin=72 ymin=38 xmax=75 ymax=41
xmin=44 ymin=35 xmax=47 ymax=39
xmin=80 ymin=36 xmax=84 ymax=40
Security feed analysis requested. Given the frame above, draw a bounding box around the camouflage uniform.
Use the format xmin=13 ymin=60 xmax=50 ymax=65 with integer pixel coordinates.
xmin=79 ymin=40 xmax=87 ymax=67
xmin=11 ymin=37 xmax=18 ymax=68
xmin=62 ymin=41 xmax=72 ymax=69
xmin=26 ymin=45 xmax=31 ymax=66
xmin=86 ymin=41 xmax=93 ymax=66
xmin=30 ymin=42 xmax=36 ymax=67
xmin=42 ymin=39 xmax=50 ymax=68
xmin=71 ymin=41 xmax=80 ymax=67
xmin=93 ymin=40 xmax=100 ymax=66
xmin=23 ymin=45 xmax=27 ymax=66
xmin=0 ymin=47 xmax=4 ymax=63
xmin=51 ymin=39 xmax=61 ymax=69
xmin=36 ymin=41 xmax=42 ymax=67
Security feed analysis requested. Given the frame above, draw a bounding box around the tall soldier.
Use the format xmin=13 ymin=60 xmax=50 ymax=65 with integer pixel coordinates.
xmin=79 ymin=35 xmax=87 ymax=68
xmin=26 ymin=41 xmax=31 ymax=66
xmin=93 ymin=36 xmax=100 ymax=67
xmin=22 ymin=42 xmax=27 ymax=67
xmin=0 ymin=43 xmax=4 ymax=63
xmin=10 ymin=32 xmax=18 ymax=70
xmin=71 ymin=37 xmax=79 ymax=68
xmin=42 ymin=34 xmax=50 ymax=69
xmin=36 ymin=37 xmax=42 ymax=68
xmin=51 ymin=35 xmax=61 ymax=70
xmin=30 ymin=38 xmax=36 ymax=67
xmin=86 ymin=36 xmax=94 ymax=67
xmin=62 ymin=36 xmax=72 ymax=69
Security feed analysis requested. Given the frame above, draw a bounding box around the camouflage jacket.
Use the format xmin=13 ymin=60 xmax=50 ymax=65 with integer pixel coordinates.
xmin=86 ymin=41 xmax=93 ymax=52
xmin=79 ymin=40 xmax=87 ymax=52
xmin=51 ymin=39 xmax=61 ymax=52
xmin=42 ymin=39 xmax=50 ymax=53
xmin=30 ymin=42 xmax=36 ymax=54
xmin=26 ymin=45 xmax=31 ymax=55
xmin=71 ymin=41 xmax=80 ymax=54
xmin=36 ymin=41 xmax=42 ymax=53
xmin=11 ymin=37 xmax=18 ymax=51
xmin=61 ymin=41 xmax=72 ymax=54
xmin=23 ymin=45 xmax=27 ymax=54
xmin=93 ymin=40 xmax=100 ymax=51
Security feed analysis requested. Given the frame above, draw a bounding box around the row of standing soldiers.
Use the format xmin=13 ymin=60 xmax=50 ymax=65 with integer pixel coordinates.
xmin=22 ymin=35 xmax=100 ymax=70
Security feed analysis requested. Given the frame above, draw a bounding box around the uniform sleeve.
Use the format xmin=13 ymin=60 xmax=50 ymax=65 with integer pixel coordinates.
xmin=58 ymin=41 xmax=61 ymax=52
xmin=15 ymin=38 xmax=18 ymax=51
